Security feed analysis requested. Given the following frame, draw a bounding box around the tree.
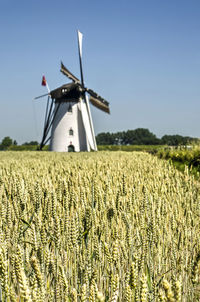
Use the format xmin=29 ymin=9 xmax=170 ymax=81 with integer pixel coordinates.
xmin=22 ymin=141 xmax=39 ymax=146
xmin=96 ymin=133 xmax=115 ymax=145
xmin=96 ymin=128 xmax=162 ymax=145
xmin=1 ymin=136 xmax=12 ymax=148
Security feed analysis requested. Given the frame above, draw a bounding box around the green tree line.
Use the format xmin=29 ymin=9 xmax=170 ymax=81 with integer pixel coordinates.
xmin=96 ymin=128 xmax=199 ymax=146
xmin=0 ymin=137 xmax=39 ymax=150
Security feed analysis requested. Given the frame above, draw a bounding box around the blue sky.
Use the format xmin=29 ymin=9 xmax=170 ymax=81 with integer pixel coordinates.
xmin=0 ymin=0 xmax=200 ymax=143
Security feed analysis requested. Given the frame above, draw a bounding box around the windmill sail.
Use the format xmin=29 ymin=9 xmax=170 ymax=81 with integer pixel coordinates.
xmin=77 ymin=31 xmax=83 ymax=58
xmin=77 ymin=30 xmax=97 ymax=151
xmin=85 ymin=94 xmax=97 ymax=151
xmin=60 ymin=61 xmax=80 ymax=84
xmin=80 ymin=99 xmax=96 ymax=150
xmin=87 ymin=89 xmax=110 ymax=113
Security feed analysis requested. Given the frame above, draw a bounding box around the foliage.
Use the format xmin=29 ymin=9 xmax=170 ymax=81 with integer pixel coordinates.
xmin=22 ymin=141 xmax=39 ymax=146
xmin=96 ymin=129 xmax=199 ymax=146
xmin=7 ymin=145 xmax=39 ymax=151
xmin=161 ymin=134 xmax=198 ymax=146
xmin=3 ymin=145 xmax=49 ymax=151
xmin=0 ymin=137 xmax=39 ymax=151
xmin=0 ymin=136 xmax=13 ymax=149
xmin=97 ymin=144 xmax=163 ymax=153
xmin=96 ymin=128 xmax=160 ymax=145
xmin=157 ymin=146 xmax=200 ymax=164
xmin=157 ymin=146 xmax=200 ymax=177
xmin=0 ymin=151 xmax=199 ymax=301
xmin=96 ymin=132 xmax=116 ymax=145
xmin=2 ymin=144 xmax=163 ymax=153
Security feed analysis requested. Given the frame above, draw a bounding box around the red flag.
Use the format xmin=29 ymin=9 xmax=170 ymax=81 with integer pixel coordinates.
xmin=41 ymin=75 xmax=46 ymax=86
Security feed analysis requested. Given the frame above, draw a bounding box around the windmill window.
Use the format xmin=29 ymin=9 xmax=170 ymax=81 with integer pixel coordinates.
xmin=69 ymin=128 xmax=74 ymax=136
xmin=62 ymin=88 xmax=68 ymax=94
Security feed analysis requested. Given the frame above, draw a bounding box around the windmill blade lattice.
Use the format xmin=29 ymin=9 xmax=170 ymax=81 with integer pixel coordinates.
xmin=60 ymin=61 xmax=80 ymax=84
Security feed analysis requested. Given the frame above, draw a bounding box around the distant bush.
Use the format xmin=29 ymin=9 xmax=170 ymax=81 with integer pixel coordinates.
xmin=156 ymin=146 xmax=200 ymax=177
xmin=157 ymin=147 xmax=200 ymax=163
xmin=6 ymin=145 xmax=49 ymax=151
xmin=8 ymin=145 xmax=39 ymax=151
xmin=97 ymin=145 xmax=163 ymax=153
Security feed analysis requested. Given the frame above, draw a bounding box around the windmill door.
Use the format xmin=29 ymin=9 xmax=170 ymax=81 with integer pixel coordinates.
xmin=68 ymin=145 xmax=75 ymax=152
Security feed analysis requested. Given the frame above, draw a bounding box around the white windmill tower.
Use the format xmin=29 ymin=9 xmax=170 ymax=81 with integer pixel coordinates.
xmin=35 ymin=31 xmax=110 ymax=152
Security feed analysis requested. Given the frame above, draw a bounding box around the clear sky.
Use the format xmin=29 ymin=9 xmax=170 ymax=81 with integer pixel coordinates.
xmin=0 ymin=0 xmax=200 ymax=144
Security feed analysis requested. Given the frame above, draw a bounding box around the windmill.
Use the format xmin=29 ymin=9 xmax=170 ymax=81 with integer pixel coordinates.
xmin=35 ymin=31 xmax=110 ymax=152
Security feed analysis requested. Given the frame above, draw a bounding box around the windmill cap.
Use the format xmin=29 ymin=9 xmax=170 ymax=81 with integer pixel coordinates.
xmin=50 ymin=83 xmax=83 ymax=100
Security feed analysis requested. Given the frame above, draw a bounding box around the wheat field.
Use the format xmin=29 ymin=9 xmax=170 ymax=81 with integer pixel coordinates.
xmin=0 ymin=151 xmax=199 ymax=301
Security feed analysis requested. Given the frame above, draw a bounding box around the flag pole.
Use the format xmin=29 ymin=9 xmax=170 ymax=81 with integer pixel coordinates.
xmin=46 ymin=82 xmax=50 ymax=94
